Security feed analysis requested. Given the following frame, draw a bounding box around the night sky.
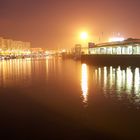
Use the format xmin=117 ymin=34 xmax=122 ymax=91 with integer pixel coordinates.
xmin=0 ymin=0 xmax=140 ymax=48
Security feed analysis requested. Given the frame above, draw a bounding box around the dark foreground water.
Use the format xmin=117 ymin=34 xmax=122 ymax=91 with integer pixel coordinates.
xmin=0 ymin=57 xmax=140 ymax=140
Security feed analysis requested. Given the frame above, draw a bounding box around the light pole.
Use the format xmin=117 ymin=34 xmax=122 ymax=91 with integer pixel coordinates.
xmin=80 ymin=32 xmax=88 ymax=54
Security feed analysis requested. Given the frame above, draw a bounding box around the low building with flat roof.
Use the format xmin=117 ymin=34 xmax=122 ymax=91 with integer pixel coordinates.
xmin=89 ymin=38 xmax=140 ymax=55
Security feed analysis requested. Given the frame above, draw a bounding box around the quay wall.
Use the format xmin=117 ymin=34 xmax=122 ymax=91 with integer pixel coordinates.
xmin=81 ymin=54 xmax=140 ymax=66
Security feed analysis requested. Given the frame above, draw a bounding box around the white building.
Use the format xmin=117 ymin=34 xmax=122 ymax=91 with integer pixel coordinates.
xmin=89 ymin=38 xmax=140 ymax=55
xmin=0 ymin=37 xmax=31 ymax=56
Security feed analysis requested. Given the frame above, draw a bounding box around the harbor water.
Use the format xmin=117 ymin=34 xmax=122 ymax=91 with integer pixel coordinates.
xmin=0 ymin=57 xmax=140 ymax=139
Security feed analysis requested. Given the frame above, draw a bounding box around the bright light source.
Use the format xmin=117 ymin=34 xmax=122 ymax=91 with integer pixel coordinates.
xmin=80 ymin=32 xmax=88 ymax=40
xmin=62 ymin=49 xmax=66 ymax=53
xmin=109 ymin=37 xmax=124 ymax=42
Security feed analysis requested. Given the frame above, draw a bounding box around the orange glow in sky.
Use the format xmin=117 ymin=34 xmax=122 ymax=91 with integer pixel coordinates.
xmin=0 ymin=0 xmax=140 ymax=48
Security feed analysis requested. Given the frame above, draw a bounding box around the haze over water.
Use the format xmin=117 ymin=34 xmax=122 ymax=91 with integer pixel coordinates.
xmin=0 ymin=57 xmax=140 ymax=139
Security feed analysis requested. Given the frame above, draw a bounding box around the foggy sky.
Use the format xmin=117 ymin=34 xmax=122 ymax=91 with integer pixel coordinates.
xmin=0 ymin=0 xmax=140 ymax=49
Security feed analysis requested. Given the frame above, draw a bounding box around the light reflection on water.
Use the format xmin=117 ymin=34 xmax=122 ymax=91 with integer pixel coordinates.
xmin=80 ymin=63 xmax=140 ymax=108
xmin=0 ymin=58 xmax=140 ymax=109
xmin=81 ymin=64 xmax=88 ymax=104
xmin=0 ymin=59 xmax=31 ymax=87
xmin=93 ymin=65 xmax=140 ymax=107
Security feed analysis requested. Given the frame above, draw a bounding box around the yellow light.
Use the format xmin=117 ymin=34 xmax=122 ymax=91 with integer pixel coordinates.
xmin=81 ymin=64 xmax=88 ymax=104
xmin=80 ymin=32 xmax=88 ymax=40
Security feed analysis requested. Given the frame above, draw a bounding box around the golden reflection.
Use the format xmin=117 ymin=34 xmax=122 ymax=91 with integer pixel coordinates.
xmin=95 ymin=69 xmax=98 ymax=82
xmin=81 ymin=64 xmax=88 ymax=104
xmin=46 ymin=58 xmax=49 ymax=76
xmin=93 ymin=66 xmax=140 ymax=105
xmin=126 ymin=67 xmax=133 ymax=93
xmin=109 ymin=66 xmax=113 ymax=88
xmin=116 ymin=66 xmax=122 ymax=91
xmin=98 ymin=67 xmax=101 ymax=84
xmin=0 ymin=59 xmax=31 ymax=87
xmin=103 ymin=67 xmax=107 ymax=90
xmin=134 ymin=68 xmax=140 ymax=95
xmin=95 ymin=66 xmax=140 ymax=95
xmin=122 ymin=70 xmax=126 ymax=88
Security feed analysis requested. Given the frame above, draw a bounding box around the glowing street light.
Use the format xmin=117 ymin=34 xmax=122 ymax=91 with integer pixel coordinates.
xmin=80 ymin=32 xmax=88 ymax=40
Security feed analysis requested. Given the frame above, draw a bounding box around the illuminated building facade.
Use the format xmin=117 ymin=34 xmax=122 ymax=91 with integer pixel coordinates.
xmin=0 ymin=37 xmax=31 ymax=57
xmin=31 ymin=48 xmax=45 ymax=56
xmin=89 ymin=38 xmax=140 ymax=55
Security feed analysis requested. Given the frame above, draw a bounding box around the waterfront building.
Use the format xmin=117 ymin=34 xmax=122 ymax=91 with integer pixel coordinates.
xmin=81 ymin=38 xmax=140 ymax=66
xmin=89 ymin=38 xmax=140 ymax=55
xmin=0 ymin=37 xmax=31 ymax=57
xmin=31 ymin=47 xmax=45 ymax=57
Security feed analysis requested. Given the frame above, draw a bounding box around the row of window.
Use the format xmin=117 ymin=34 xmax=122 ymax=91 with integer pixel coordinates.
xmin=89 ymin=45 xmax=140 ymax=55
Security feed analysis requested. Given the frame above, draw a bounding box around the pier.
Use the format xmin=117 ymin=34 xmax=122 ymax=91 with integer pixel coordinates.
xmin=81 ymin=54 xmax=140 ymax=66
xmin=80 ymin=38 xmax=140 ymax=66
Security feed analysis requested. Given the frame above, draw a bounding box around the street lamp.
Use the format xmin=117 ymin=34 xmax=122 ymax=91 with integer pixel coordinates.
xmin=80 ymin=32 xmax=88 ymax=47
xmin=80 ymin=32 xmax=89 ymax=54
xmin=80 ymin=32 xmax=88 ymax=40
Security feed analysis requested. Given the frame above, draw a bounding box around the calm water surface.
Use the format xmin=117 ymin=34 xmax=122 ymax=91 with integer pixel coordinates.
xmin=0 ymin=57 xmax=140 ymax=139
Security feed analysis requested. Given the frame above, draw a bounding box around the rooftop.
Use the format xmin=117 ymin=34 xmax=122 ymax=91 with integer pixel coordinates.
xmin=96 ymin=38 xmax=140 ymax=48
